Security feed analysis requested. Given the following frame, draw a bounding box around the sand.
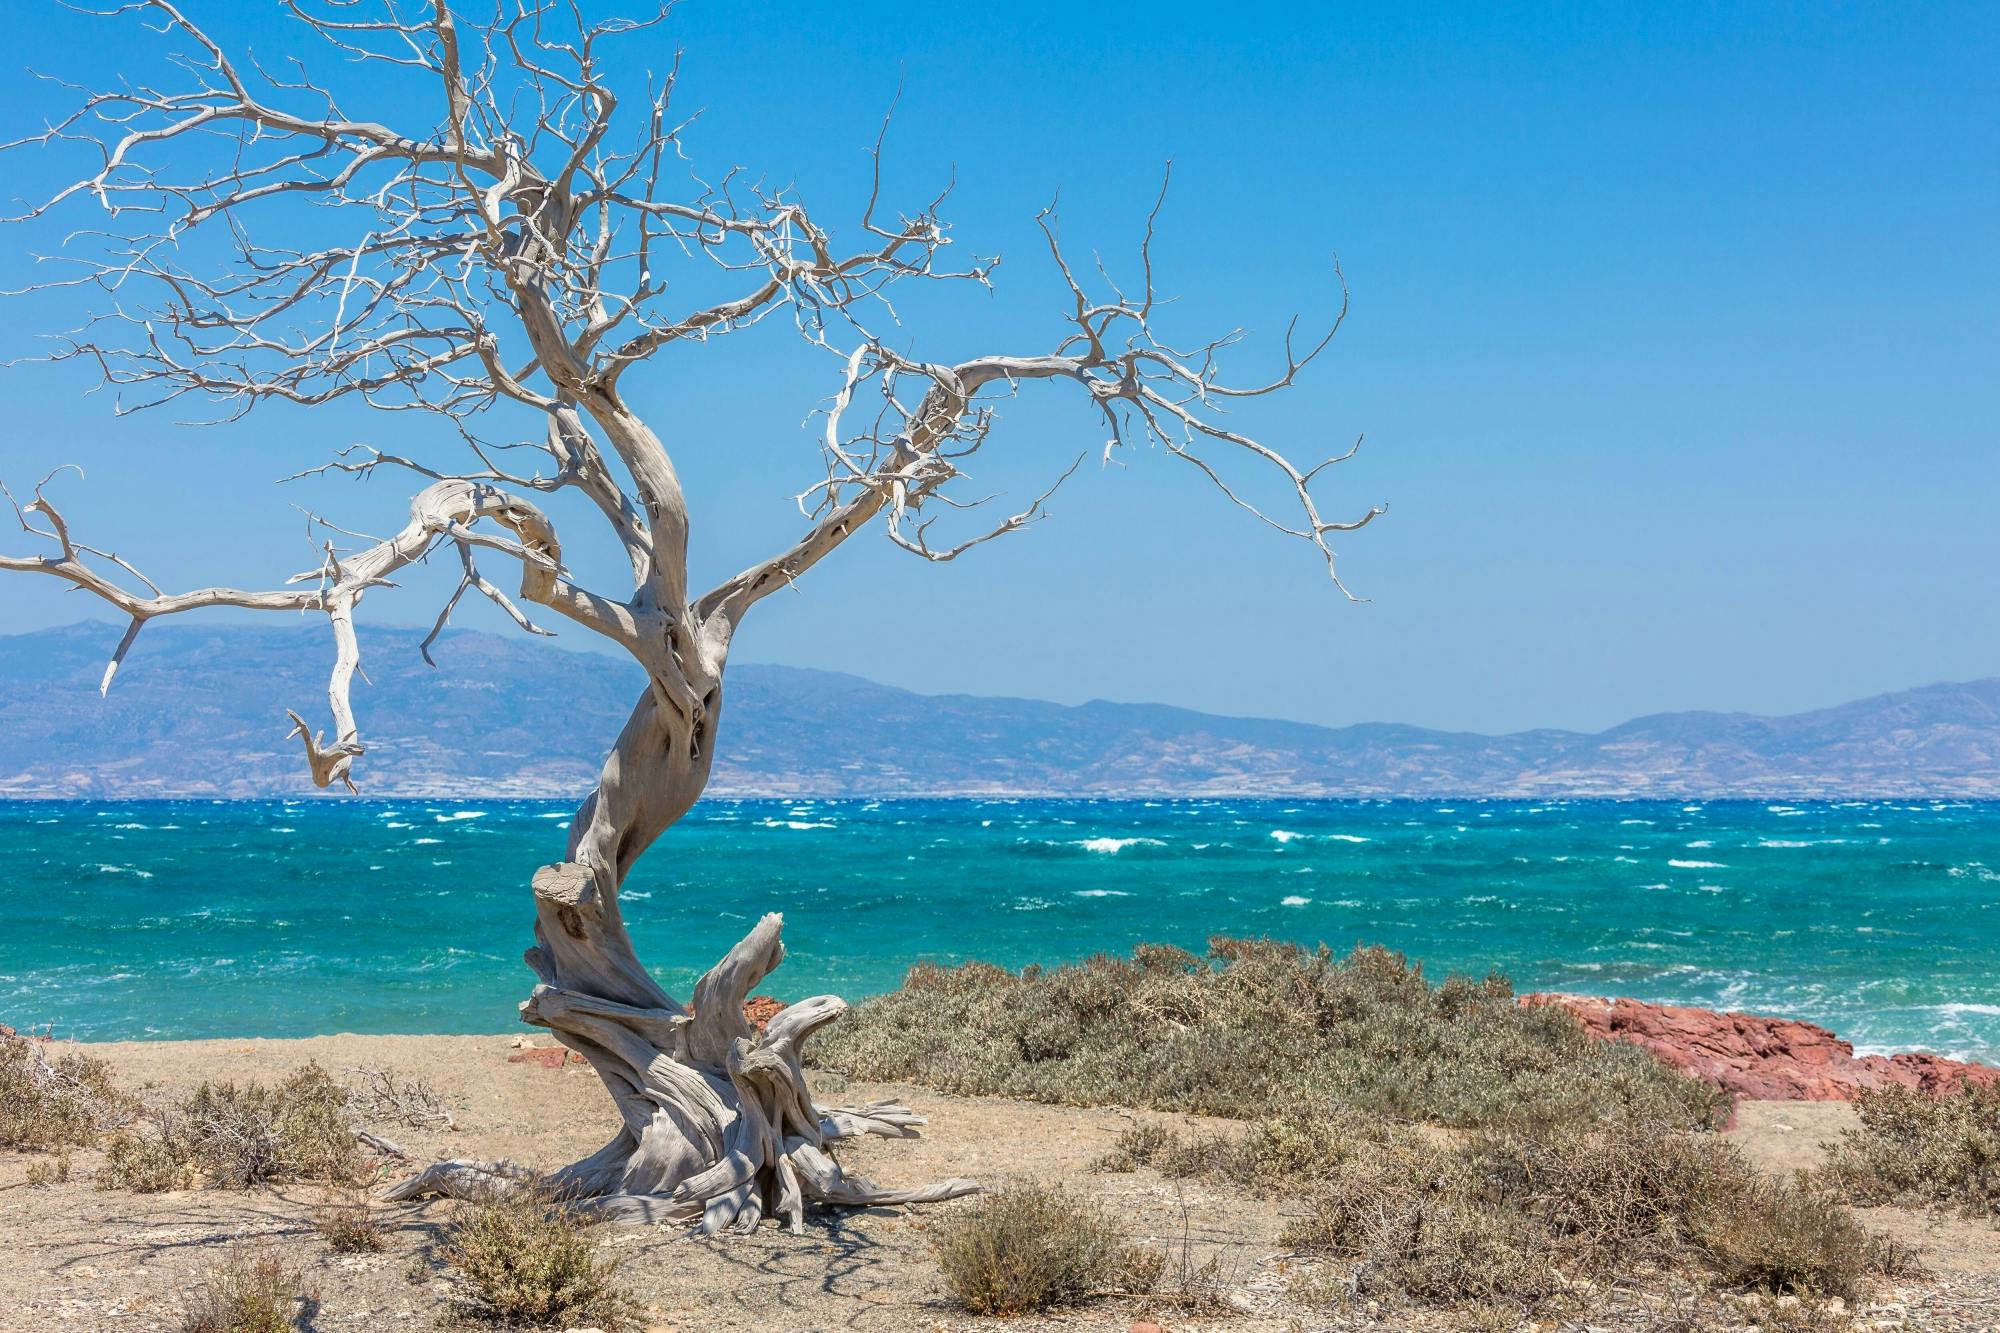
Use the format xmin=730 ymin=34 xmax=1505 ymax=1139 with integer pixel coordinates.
xmin=2 ymin=1035 xmax=1996 ymax=1332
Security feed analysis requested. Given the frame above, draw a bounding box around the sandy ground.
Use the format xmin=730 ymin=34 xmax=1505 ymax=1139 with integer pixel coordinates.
xmin=1 ymin=1036 xmax=1995 ymax=1332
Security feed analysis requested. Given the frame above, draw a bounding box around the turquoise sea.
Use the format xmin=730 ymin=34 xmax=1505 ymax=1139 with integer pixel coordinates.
xmin=3 ymin=798 xmax=1997 ymax=1059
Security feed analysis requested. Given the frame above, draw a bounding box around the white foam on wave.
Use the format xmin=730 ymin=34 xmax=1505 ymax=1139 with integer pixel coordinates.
xmin=1270 ymin=829 xmax=1303 ymax=843
xmin=1281 ymin=895 xmax=1311 ymax=907
xmin=413 ymin=837 xmax=443 ymax=845
xmin=1325 ymin=833 xmax=1371 ymax=844
xmin=759 ymin=818 xmax=836 ymax=830
xmin=96 ymin=864 xmax=154 ymax=878
xmin=1669 ymin=859 xmax=1727 ymax=869
xmin=435 ymin=811 xmax=487 ymax=822
xmin=1932 ymin=1002 xmax=2000 ymax=1018
xmin=1074 ymin=889 xmax=1131 ymax=897
xmin=1077 ymin=837 xmax=1164 ymax=854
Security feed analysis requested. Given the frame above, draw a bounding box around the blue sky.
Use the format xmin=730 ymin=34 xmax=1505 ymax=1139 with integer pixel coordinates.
xmin=0 ymin=1 xmax=1993 ymax=734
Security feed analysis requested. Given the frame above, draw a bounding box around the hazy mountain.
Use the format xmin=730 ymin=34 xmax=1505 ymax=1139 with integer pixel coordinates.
xmin=1 ymin=622 xmax=1994 ymax=798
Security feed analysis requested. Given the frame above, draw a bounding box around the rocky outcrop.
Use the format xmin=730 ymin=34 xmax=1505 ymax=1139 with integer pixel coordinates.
xmin=1525 ymin=993 xmax=2000 ymax=1101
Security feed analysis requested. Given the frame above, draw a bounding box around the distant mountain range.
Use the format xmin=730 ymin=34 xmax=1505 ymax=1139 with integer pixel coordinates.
xmin=1 ymin=622 xmax=1995 ymax=798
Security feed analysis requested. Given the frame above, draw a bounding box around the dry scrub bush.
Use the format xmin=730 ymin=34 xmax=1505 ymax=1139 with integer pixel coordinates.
xmin=0 ymin=1033 xmax=135 ymax=1150
xmin=100 ymin=1063 xmax=359 ymax=1192
xmin=1116 ymin=1111 xmax=1892 ymax=1311
xmin=928 ymin=1179 xmax=1154 ymax=1315
xmin=25 ymin=1150 xmax=72 ymax=1187
xmin=344 ymin=1065 xmax=460 ymax=1131
xmin=178 ymin=1247 xmax=316 ymax=1333
xmin=817 ymin=939 xmax=1724 ymax=1132
xmin=1818 ymin=1082 xmax=2000 ymax=1216
xmin=313 ymin=1191 xmax=386 ymax=1253
xmin=440 ymin=1180 xmax=640 ymax=1330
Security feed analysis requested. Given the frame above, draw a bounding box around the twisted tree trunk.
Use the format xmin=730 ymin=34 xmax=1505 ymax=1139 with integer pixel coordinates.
xmin=3 ymin=0 xmax=1374 ymax=1238
xmin=385 ymin=683 xmax=977 ymax=1231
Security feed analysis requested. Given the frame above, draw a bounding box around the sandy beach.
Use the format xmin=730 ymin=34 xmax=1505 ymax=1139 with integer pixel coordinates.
xmin=4 ymin=1033 xmax=1998 ymax=1332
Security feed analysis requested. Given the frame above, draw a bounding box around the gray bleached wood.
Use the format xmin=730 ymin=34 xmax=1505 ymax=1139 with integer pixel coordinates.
xmin=0 ymin=0 xmax=1375 ymax=1229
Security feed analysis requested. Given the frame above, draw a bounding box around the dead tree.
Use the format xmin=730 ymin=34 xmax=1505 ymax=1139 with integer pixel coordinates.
xmin=0 ymin=2 xmax=1381 ymax=1230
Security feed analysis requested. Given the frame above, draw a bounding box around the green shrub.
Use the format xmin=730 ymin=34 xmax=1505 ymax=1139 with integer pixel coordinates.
xmin=1818 ymin=1082 xmax=2000 ymax=1216
xmin=928 ymin=1180 xmax=1144 ymax=1315
xmin=0 ymin=1034 xmax=135 ymax=1150
xmin=178 ymin=1247 xmax=315 ymax=1333
xmin=440 ymin=1180 xmax=640 ymax=1329
xmin=99 ymin=1063 xmax=359 ymax=1192
xmin=816 ymin=939 xmax=1724 ymax=1133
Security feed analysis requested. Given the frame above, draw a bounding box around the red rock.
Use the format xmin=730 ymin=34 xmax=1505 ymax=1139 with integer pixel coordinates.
xmin=506 ymin=1045 xmax=586 ymax=1069
xmin=743 ymin=995 xmax=786 ymax=1033
xmin=1522 ymin=992 xmax=2000 ymax=1102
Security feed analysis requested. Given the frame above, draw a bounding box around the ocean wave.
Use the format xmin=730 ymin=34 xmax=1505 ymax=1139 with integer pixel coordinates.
xmin=1669 ymin=859 xmax=1727 ymax=869
xmin=1074 ymin=889 xmax=1131 ymax=897
xmin=1270 ymin=829 xmax=1304 ymax=843
xmin=1076 ymin=837 xmax=1165 ymax=853
xmin=1281 ymin=895 xmax=1311 ymax=907
xmin=435 ymin=811 xmax=487 ymax=822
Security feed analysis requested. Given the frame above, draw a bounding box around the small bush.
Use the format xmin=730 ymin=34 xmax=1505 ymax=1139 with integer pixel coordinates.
xmin=99 ymin=1063 xmax=358 ymax=1192
xmin=441 ymin=1180 xmax=640 ymax=1329
xmin=1819 ymin=1082 xmax=2000 ymax=1217
xmin=25 ymin=1151 xmax=71 ymax=1187
xmin=178 ymin=1247 xmax=315 ymax=1333
xmin=100 ymin=1126 xmax=199 ymax=1192
xmin=929 ymin=1180 xmax=1144 ymax=1315
xmin=1103 ymin=1104 xmax=1369 ymax=1190
xmin=313 ymin=1191 xmax=385 ymax=1253
xmin=816 ymin=939 xmax=1725 ymax=1133
xmin=1698 ymin=1177 xmax=1885 ymax=1300
xmin=0 ymin=1034 xmax=135 ymax=1150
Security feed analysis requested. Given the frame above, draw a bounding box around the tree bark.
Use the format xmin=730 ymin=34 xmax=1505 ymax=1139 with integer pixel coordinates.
xmin=386 ymin=681 xmax=977 ymax=1231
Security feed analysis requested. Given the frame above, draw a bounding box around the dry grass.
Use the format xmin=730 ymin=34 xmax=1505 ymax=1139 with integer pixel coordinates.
xmin=177 ymin=1247 xmax=316 ymax=1333
xmin=0 ymin=1033 xmax=136 ymax=1150
xmin=816 ymin=938 xmax=1725 ymax=1133
xmin=98 ymin=1063 xmax=360 ymax=1192
xmin=928 ymin=1179 xmax=1155 ymax=1316
xmin=439 ymin=1179 xmax=641 ymax=1329
xmin=1818 ymin=1082 xmax=2000 ymax=1217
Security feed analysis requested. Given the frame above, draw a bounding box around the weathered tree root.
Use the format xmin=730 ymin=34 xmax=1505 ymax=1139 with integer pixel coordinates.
xmin=384 ymin=891 xmax=977 ymax=1233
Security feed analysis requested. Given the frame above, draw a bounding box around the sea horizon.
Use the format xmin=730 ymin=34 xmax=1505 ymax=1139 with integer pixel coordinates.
xmin=6 ymin=794 xmax=1996 ymax=1061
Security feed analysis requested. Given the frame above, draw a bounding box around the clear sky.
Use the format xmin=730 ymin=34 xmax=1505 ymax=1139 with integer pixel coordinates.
xmin=0 ymin=1 xmax=1993 ymax=735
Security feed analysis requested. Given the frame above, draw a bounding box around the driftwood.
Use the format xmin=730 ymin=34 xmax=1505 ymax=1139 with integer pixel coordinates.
xmin=0 ymin=1 xmax=1375 ymax=1231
